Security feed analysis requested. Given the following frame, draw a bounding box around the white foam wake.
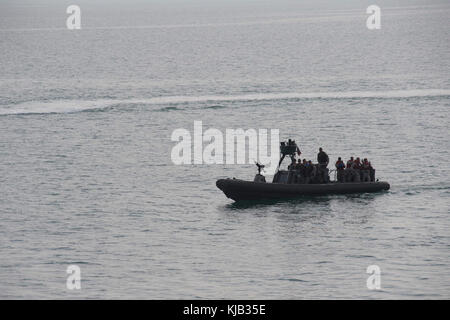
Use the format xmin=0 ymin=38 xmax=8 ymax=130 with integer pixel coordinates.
xmin=127 ymin=89 xmax=450 ymax=104
xmin=1 ymin=89 xmax=448 ymax=115
xmin=0 ymin=99 xmax=117 ymax=115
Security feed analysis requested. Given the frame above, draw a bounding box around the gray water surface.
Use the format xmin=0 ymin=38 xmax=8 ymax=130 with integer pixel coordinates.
xmin=0 ymin=0 xmax=449 ymax=299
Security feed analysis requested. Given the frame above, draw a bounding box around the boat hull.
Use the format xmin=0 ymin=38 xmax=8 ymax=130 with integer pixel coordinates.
xmin=216 ymin=179 xmax=390 ymax=202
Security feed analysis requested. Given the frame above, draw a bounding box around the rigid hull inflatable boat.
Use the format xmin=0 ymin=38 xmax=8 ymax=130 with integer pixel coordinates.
xmin=216 ymin=178 xmax=390 ymax=202
xmin=216 ymin=139 xmax=390 ymax=202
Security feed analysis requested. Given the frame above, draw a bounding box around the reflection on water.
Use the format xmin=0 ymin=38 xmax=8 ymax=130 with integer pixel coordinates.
xmin=223 ymin=191 xmax=383 ymax=210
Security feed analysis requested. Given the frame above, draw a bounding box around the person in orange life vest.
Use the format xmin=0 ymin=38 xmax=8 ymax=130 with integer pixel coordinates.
xmin=361 ymin=158 xmax=371 ymax=182
xmin=353 ymin=157 xmax=362 ymax=182
xmin=345 ymin=156 xmax=354 ymax=182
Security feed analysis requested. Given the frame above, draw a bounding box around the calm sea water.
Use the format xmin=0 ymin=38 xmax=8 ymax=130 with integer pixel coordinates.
xmin=0 ymin=0 xmax=449 ymax=299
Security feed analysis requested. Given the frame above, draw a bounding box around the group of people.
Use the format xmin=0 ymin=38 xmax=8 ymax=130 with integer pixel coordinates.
xmin=287 ymin=148 xmax=376 ymax=184
xmin=288 ymin=147 xmax=330 ymax=184
xmin=335 ymin=157 xmax=375 ymax=183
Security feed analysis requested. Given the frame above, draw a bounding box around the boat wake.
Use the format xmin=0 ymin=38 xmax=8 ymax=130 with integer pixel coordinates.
xmin=1 ymin=89 xmax=449 ymax=116
xmin=0 ymin=99 xmax=118 ymax=116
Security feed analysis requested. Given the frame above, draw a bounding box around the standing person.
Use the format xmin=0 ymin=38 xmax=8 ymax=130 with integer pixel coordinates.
xmin=317 ymin=147 xmax=329 ymax=183
xmin=335 ymin=157 xmax=346 ymax=182
xmin=317 ymin=147 xmax=329 ymax=166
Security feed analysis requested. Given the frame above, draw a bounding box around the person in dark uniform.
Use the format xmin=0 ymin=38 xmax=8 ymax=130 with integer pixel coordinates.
xmin=305 ymin=160 xmax=314 ymax=184
xmin=297 ymin=159 xmax=307 ymax=184
xmin=317 ymin=147 xmax=329 ymax=183
xmin=317 ymin=148 xmax=329 ymax=165
xmin=293 ymin=159 xmax=302 ymax=183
